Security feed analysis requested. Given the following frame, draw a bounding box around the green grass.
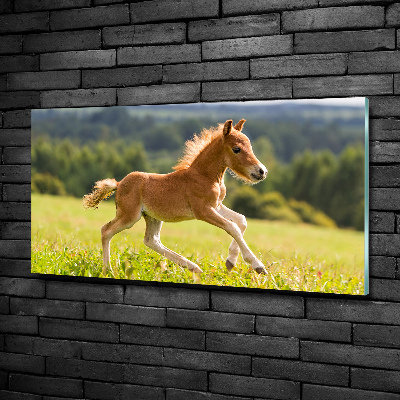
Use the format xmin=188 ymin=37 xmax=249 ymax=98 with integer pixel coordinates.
xmin=32 ymin=194 xmax=365 ymax=294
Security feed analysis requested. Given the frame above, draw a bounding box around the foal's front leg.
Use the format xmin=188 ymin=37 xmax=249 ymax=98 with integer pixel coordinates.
xmin=195 ymin=207 xmax=267 ymax=274
xmin=143 ymin=215 xmax=203 ymax=274
xmin=217 ymin=205 xmax=247 ymax=271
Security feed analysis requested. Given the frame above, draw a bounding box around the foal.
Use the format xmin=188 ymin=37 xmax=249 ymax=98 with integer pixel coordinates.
xmin=83 ymin=119 xmax=268 ymax=276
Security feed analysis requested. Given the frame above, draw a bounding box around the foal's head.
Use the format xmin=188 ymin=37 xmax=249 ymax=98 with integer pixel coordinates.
xmin=222 ymin=119 xmax=267 ymax=184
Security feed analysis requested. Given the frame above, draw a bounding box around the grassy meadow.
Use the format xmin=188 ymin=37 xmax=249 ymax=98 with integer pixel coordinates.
xmin=32 ymin=194 xmax=365 ymax=294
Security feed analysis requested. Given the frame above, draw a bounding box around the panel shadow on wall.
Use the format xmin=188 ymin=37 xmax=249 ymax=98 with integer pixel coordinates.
xmin=31 ymin=98 xmax=368 ymax=295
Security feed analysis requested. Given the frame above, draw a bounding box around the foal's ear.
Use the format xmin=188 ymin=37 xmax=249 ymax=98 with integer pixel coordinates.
xmin=223 ymin=120 xmax=233 ymax=137
xmin=234 ymin=119 xmax=246 ymax=131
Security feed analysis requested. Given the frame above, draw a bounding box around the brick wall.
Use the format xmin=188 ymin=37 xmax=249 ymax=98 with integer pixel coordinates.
xmin=0 ymin=0 xmax=399 ymax=398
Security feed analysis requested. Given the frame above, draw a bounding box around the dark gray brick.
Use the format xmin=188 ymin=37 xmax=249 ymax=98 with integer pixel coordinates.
xmin=369 ymin=256 xmax=396 ymax=278
xmin=118 ymin=83 xmax=200 ymax=106
xmin=395 ymin=74 xmax=400 ymax=94
xmin=118 ymin=44 xmax=201 ymax=66
xmin=120 ymin=324 xmax=205 ymax=350
xmin=0 ymin=203 xmax=30 ymax=220
xmin=0 ymin=76 xmax=6 ymax=91
xmin=370 ymin=118 xmax=400 ymax=141
xmin=164 ymin=348 xmax=251 ymax=374
xmin=47 ymin=356 xmax=124 ymax=382
xmin=253 ymin=358 xmax=349 ymax=386
xmin=164 ymin=61 xmax=249 ymax=83
xmin=0 ymin=315 xmax=38 ymax=334
xmin=0 ymin=391 xmax=42 ymax=400
xmin=0 ymin=278 xmax=44 ymax=297
xmin=0 ymin=259 xmax=31 ymax=278
xmin=293 ymin=75 xmax=392 ymax=98
xmin=40 ymin=317 xmax=119 ymax=342
xmin=124 ymin=285 xmax=209 ymax=310
xmin=0 ymin=296 xmax=8 ymax=313
xmin=371 ymin=188 xmax=400 ymax=210
xmin=125 ymin=364 xmax=208 ymax=390
xmin=167 ymin=308 xmax=254 ymax=333
xmin=82 ymin=66 xmax=161 ymax=88
xmin=294 ymin=29 xmax=395 ymax=54
xmin=370 ymin=211 xmax=395 ymax=232
xmin=0 ymin=165 xmax=30 ymax=182
xmin=10 ymin=297 xmax=85 ymax=319
xmin=3 ymin=111 xmax=31 ymax=128
xmin=41 ymin=49 xmax=115 ymax=70
xmin=256 ymin=316 xmax=351 ymax=342
xmin=0 ymin=11 xmax=49 ymax=33
xmin=369 ymin=96 xmax=400 ymax=117
xmin=369 ymin=278 xmax=400 ymax=301
xmin=8 ymin=70 xmax=81 ymax=91
xmin=351 ymin=368 xmax=400 ymax=393
xmin=202 ymin=35 xmax=292 ymax=61
xmin=307 ymin=297 xmax=400 ymax=324
xmin=354 ymin=323 xmax=400 ymax=349
xmin=86 ymin=302 xmax=166 ymax=326
xmin=211 ymin=291 xmax=304 ymax=317
xmin=130 ymin=0 xmax=219 ymax=23
xmin=0 ymin=352 xmax=45 ymax=374
xmin=3 ymin=147 xmax=30 ymax=164
xmin=3 ymin=185 xmax=31 ymax=201
xmin=282 ymin=6 xmax=384 ymax=33
xmin=50 ymin=4 xmax=129 ymax=31
xmin=370 ymin=234 xmax=400 ymax=256
xmin=386 ymin=3 xmax=400 ymax=27
xmin=209 ymin=373 xmax=300 ymax=399
xmin=15 ymin=0 xmax=91 ymax=12
xmin=349 ymin=51 xmax=400 ymax=74
xmin=0 ymin=221 xmax=30 ymax=239
xmin=302 ymin=341 xmax=400 ymax=370
xmin=41 ymin=88 xmax=116 ymax=108
xmin=0 ymin=55 xmax=39 ymax=73
xmin=0 ymin=371 xmax=6 ymax=390
xmin=103 ymin=22 xmax=185 ymax=48
xmin=0 ymin=91 xmax=40 ymax=110
xmin=207 ymin=331 xmax=299 ymax=358
xmin=82 ymin=341 xmax=162 ymax=365
xmin=166 ymin=389 xmax=253 ymax=400
xmin=303 ymin=384 xmax=400 ymax=400
xmin=251 ymin=53 xmax=347 ymax=78
xmin=0 ymin=0 xmax=12 ymax=14
xmin=5 ymin=335 xmax=81 ymax=358
xmin=202 ymin=78 xmax=292 ymax=102
xmin=85 ymin=381 xmax=164 ymax=400
xmin=24 ymin=30 xmax=101 ymax=53
xmin=0 ymin=35 xmax=22 ymax=54
xmin=223 ymin=0 xmax=318 ymax=16
xmin=163 ymin=61 xmax=249 ymax=83
xmin=9 ymin=373 xmax=83 ymax=398
xmin=46 ymin=281 xmax=124 ymax=302
xmin=189 ymin=14 xmax=279 ymax=42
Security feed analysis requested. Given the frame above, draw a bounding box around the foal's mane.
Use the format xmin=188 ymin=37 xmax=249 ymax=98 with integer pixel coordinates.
xmin=173 ymin=124 xmax=223 ymax=171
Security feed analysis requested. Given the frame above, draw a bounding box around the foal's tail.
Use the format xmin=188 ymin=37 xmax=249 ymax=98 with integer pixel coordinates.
xmin=82 ymin=178 xmax=118 ymax=209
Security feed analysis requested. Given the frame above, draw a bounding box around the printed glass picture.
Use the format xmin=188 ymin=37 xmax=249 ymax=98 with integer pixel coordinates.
xmin=31 ymin=98 xmax=369 ymax=294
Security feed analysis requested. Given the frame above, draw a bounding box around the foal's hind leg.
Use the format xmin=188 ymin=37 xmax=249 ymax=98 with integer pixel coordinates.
xmin=217 ymin=205 xmax=247 ymax=271
xmin=143 ymin=215 xmax=203 ymax=273
xmin=101 ymin=208 xmax=141 ymax=276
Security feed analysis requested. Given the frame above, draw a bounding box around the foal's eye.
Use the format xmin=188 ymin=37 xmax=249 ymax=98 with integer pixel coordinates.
xmin=232 ymin=147 xmax=241 ymax=154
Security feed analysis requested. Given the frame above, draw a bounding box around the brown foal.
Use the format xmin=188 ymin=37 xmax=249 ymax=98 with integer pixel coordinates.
xmin=83 ymin=119 xmax=268 ymax=276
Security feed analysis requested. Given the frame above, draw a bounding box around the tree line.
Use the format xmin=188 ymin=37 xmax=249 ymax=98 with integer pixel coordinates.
xmin=32 ymin=135 xmax=365 ymax=230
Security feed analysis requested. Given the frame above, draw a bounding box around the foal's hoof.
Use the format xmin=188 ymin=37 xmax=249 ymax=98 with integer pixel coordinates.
xmin=191 ymin=265 xmax=203 ymax=274
xmin=255 ymin=266 xmax=267 ymax=274
xmin=226 ymin=259 xmax=235 ymax=272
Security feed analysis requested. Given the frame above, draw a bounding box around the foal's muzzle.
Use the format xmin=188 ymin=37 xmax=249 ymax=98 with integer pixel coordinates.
xmin=251 ymin=165 xmax=267 ymax=182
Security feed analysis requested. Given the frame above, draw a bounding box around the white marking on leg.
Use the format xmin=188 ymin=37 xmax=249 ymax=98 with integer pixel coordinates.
xmin=143 ymin=215 xmax=203 ymax=273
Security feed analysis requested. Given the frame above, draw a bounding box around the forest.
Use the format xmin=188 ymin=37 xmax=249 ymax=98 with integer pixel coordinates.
xmin=31 ymin=104 xmax=366 ymax=230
